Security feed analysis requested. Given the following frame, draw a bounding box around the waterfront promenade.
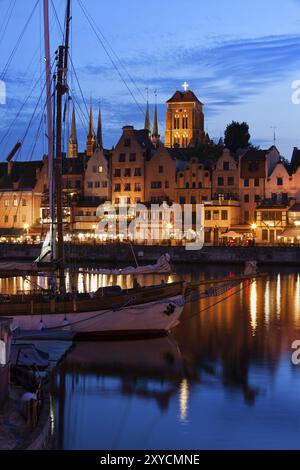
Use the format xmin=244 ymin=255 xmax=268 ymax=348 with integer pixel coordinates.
xmin=1 ymin=243 xmax=300 ymax=265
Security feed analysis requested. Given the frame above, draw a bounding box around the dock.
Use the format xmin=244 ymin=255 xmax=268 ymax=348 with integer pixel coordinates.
xmin=12 ymin=329 xmax=75 ymax=374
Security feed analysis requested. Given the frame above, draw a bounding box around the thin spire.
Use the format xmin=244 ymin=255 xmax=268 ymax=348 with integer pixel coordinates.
xmin=144 ymin=100 xmax=151 ymax=134
xmin=153 ymin=93 xmax=159 ymax=138
xmin=97 ymin=105 xmax=103 ymax=149
xmin=70 ymin=107 xmax=77 ymax=144
xmin=88 ymin=103 xmax=95 ymax=139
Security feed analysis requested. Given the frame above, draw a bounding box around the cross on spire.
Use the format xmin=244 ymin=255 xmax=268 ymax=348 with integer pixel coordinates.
xmin=182 ymin=81 xmax=189 ymax=92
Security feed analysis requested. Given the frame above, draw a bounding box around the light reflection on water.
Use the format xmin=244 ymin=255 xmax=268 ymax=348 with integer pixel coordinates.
xmin=4 ymin=264 xmax=300 ymax=449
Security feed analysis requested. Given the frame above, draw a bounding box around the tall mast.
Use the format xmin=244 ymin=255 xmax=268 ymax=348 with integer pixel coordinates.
xmin=43 ymin=0 xmax=54 ymax=260
xmin=55 ymin=0 xmax=72 ymax=293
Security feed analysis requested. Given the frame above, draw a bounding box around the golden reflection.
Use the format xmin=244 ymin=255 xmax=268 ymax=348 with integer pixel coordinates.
xmin=250 ymin=281 xmax=257 ymax=336
xmin=276 ymin=274 xmax=281 ymax=319
xmin=264 ymin=281 xmax=270 ymax=327
xmin=179 ymin=379 xmax=189 ymax=423
xmin=294 ymin=275 xmax=300 ymax=327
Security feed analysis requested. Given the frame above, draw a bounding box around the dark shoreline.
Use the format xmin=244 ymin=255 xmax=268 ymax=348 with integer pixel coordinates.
xmin=1 ymin=243 xmax=300 ymax=265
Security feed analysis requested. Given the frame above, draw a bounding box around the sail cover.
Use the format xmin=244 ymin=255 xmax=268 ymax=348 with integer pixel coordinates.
xmin=84 ymin=254 xmax=173 ymax=275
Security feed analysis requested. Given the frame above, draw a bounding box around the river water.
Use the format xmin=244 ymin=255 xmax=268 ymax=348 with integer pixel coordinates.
xmin=5 ymin=264 xmax=300 ymax=450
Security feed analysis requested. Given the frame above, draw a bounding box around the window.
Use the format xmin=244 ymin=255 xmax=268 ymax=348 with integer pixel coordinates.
xmin=202 ymin=196 xmax=208 ymax=202
xmin=262 ymin=229 xmax=268 ymax=241
xmin=22 ymin=214 xmax=26 ymax=223
xmin=134 ymin=168 xmax=142 ymax=177
xmin=255 ymin=195 xmax=260 ymax=203
xmin=102 ymin=181 xmax=108 ymax=188
xmin=277 ymin=177 xmax=283 ymax=186
xmin=114 ymin=184 xmax=121 ymax=192
xmin=271 ymin=193 xmax=277 ymax=201
xmin=174 ymin=116 xmax=180 ymax=129
xmin=92 ymin=166 xmax=97 ymax=173
xmin=76 ymin=180 xmax=81 ymax=188
xmin=254 ymin=178 xmax=260 ymax=187
xmin=95 ymin=182 xmax=100 ymax=188
xmin=119 ymin=153 xmax=126 ymax=162
xmin=114 ymin=169 xmax=121 ymax=177
xmin=129 ymin=153 xmax=136 ymax=162
xmin=228 ymin=177 xmax=234 ymax=186
xmin=282 ymin=193 xmax=288 ymax=201
xmin=124 ymin=139 xmax=131 ymax=147
xmin=185 ymin=182 xmax=190 ymax=189
xmin=165 ymin=181 xmax=170 ymax=189
xmin=223 ymin=162 xmax=229 ymax=171
xmin=124 ymin=184 xmax=131 ymax=191
xmin=244 ymin=194 xmax=250 ymax=203
xmin=182 ymin=115 xmax=188 ymax=129
xmin=115 ymin=198 xmax=120 ymax=204
xmin=124 ymin=168 xmax=131 ymax=177
xmin=198 ymin=182 xmax=202 ymax=189
xmin=158 ymin=166 xmax=164 ymax=174
xmin=213 ymin=211 xmax=219 ymax=221
xmin=205 ymin=210 xmax=211 ymax=220
xmin=13 ymin=198 xmax=18 ymax=207
xmin=179 ymin=197 xmax=185 ymax=204
xmin=4 ymin=216 xmax=8 ymax=223
xmin=244 ymin=179 xmax=249 ymax=187
xmin=98 ymin=166 xmax=103 ymax=173
xmin=4 ymin=200 xmax=9 ymax=208
xmin=218 ymin=177 xmax=224 ymax=186
xmin=244 ymin=211 xmax=249 ymax=222
xmin=191 ymin=196 xmax=196 ymax=204
xmin=192 ymin=182 xmax=196 ymax=189
xmin=87 ymin=182 xmax=93 ymax=189
xmin=22 ymin=199 xmax=26 ymax=207
xmin=135 ymin=183 xmax=141 ymax=192
xmin=151 ymin=181 xmax=162 ymax=189
xmin=221 ymin=210 xmax=228 ymax=221
xmin=13 ymin=215 xmax=17 ymax=223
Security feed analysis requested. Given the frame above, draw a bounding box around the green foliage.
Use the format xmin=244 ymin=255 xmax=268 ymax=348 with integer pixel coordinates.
xmin=224 ymin=121 xmax=251 ymax=153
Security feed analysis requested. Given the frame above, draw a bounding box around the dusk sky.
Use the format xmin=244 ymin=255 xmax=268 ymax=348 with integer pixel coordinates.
xmin=1 ymin=0 xmax=300 ymax=160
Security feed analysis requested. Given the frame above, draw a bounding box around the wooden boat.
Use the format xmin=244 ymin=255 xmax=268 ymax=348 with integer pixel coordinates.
xmin=0 ymin=281 xmax=185 ymax=337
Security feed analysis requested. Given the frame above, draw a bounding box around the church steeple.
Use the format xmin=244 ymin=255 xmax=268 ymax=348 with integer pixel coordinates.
xmin=69 ymin=107 xmax=78 ymax=158
xmin=86 ymin=104 xmax=96 ymax=157
xmin=96 ymin=106 xmax=103 ymax=150
xmin=152 ymin=99 xmax=160 ymax=147
xmin=144 ymin=101 xmax=151 ymax=135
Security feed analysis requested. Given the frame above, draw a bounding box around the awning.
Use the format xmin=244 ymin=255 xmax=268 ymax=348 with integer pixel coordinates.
xmin=0 ymin=228 xmax=23 ymax=236
xmin=279 ymin=228 xmax=300 ymax=238
xmin=220 ymin=231 xmax=243 ymax=239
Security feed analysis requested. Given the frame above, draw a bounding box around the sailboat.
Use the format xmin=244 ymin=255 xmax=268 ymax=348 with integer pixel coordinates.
xmin=0 ymin=0 xmax=185 ymax=337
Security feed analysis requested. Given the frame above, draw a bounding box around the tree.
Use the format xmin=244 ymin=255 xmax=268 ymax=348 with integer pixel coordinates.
xmin=224 ymin=121 xmax=251 ymax=153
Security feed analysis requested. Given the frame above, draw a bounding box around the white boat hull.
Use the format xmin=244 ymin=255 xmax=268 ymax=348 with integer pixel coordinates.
xmin=9 ymin=295 xmax=185 ymax=337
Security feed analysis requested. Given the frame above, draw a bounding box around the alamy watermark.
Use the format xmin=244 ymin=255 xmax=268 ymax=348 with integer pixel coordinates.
xmin=96 ymin=202 xmax=205 ymax=251
xmin=0 ymin=80 xmax=6 ymax=105
xmin=291 ymin=340 xmax=300 ymax=365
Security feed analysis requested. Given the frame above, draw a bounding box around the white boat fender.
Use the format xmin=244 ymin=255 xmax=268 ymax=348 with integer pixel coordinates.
xmin=39 ymin=320 xmax=47 ymax=331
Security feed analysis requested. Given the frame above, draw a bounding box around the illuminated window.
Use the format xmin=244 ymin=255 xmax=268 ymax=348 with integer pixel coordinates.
xmin=98 ymin=166 xmax=103 ymax=173
xmin=4 ymin=200 xmax=8 ymax=208
xmin=13 ymin=198 xmax=18 ymax=207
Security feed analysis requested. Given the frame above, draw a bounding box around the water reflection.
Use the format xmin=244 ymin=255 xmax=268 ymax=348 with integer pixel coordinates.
xmin=5 ymin=264 xmax=300 ymax=449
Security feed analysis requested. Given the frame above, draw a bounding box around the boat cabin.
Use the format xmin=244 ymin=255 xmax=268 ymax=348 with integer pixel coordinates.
xmin=0 ymin=317 xmax=12 ymax=406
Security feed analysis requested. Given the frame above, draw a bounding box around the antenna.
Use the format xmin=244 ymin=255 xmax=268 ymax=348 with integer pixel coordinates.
xmin=271 ymin=126 xmax=277 ymax=146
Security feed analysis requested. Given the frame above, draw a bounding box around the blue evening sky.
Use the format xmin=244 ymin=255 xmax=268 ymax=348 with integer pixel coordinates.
xmin=1 ymin=0 xmax=300 ymax=160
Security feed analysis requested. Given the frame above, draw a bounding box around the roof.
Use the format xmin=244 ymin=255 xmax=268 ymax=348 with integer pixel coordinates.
xmin=291 ymin=147 xmax=300 ymax=173
xmin=241 ymin=149 xmax=268 ymax=161
xmin=167 ymin=90 xmax=203 ymax=105
xmin=0 ymin=160 xmax=43 ymax=191
xmin=132 ymin=129 xmax=154 ymax=151
xmin=62 ymin=153 xmax=86 ymax=175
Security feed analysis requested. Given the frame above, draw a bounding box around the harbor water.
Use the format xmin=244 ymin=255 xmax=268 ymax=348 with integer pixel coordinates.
xmin=4 ymin=264 xmax=300 ymax=449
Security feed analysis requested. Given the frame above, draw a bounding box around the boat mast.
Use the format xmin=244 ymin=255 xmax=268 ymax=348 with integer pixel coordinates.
xmin=55 ymin=0 xmax=71 ymax=293
xmin=43 ymin=0 xmax=54 ymax=261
